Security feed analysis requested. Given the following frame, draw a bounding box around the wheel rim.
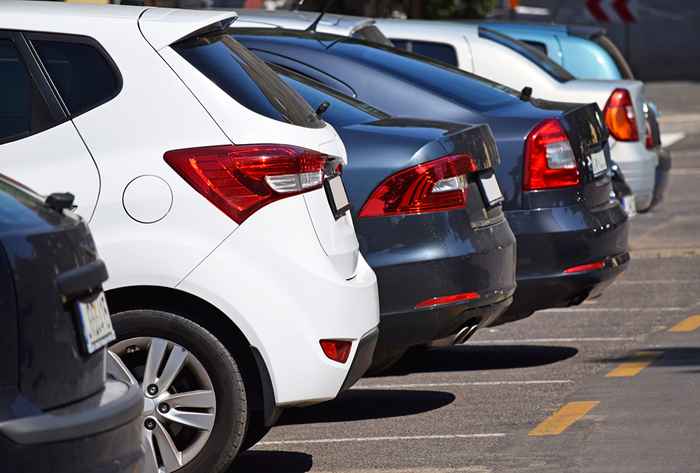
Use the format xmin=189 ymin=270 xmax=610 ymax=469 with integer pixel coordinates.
xmin=109 ymin=337 xmax=217 ymax=473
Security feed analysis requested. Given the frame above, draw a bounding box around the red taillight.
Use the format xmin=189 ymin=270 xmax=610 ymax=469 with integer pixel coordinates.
xmin=165 ymin=144 xmax=327 ymax=224
xmin=564 ymin=260 xmax=606 ymax=274
xmin=320 ymin=340 xmax=352 ymax=363
xmin=523 ymin=119 xmax=580 ymax=191
xmin=358 ymin=154 xmax=476 ymax=218
xmin=604 ymin=89 xmax=639 ymax=142
xmin=415 ymin=292 xmax=480 ymax=309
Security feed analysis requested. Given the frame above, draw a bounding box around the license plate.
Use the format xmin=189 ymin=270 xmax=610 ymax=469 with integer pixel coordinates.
xmin=75 ymin=292 xmax=115 ymax=354
xmin=622 ymin=195 xmax=637 ymax=218
xmin=591 ymin=149 xmax=608 ymax=176
xmin=478 ymin=173 xmax=504 ymax=207
xmin=324 ymin=175 xmax=351 ymax=219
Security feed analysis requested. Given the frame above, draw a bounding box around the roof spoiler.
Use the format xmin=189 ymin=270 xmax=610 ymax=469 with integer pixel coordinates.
xmin=139 ymin=9 xmax=238 ymax=50
xmin=566 ymin=24 xmax=606 ymax=39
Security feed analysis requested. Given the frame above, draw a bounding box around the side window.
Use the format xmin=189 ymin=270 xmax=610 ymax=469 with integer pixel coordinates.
xmin=389 ymin=39 xmax=458 ymax=67
xmin=0 ymin=38 xmax=57 ymax=144
xmin=31 ymin=37 xmax=121 ymax=117
xmin=410 ymin=41 xmax=458 ymax=67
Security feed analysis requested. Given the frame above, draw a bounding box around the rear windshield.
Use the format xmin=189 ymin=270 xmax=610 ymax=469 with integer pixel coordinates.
xmin=478 ymin=27 xmax=575 ymax=83
xmin=173 ymin=33 xmax=323 ymax=128
xmin=330 ymin=38 xmax=519 ymax=112
xmin=592 ymin=35 xmax=635 ymax=80
xmin=272 ymin=64 xmax=389 ymax=127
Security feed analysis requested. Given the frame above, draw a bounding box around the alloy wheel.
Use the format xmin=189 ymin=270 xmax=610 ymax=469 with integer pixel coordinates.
xmin=109 ymin=337 xmax=217 ymax=473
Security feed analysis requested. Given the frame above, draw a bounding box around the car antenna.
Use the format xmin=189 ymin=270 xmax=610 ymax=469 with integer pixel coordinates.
xmin=305 ymin=0 xmax=337 ymax=32
xmin=519 ymin=86 xmax=533 ymax=101
xmin=292 ymin=0 xmax=304 ymax=11
xmin=316 ymin=101 xmax=331 ymax=118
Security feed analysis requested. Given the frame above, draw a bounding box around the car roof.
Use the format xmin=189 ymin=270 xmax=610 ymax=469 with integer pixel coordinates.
xmin=0 ymin=1 xmax=238 ymax=50
xmin=0 ymin=1 xmax=146 ymax=30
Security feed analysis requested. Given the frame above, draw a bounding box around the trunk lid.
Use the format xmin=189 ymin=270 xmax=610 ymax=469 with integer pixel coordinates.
xmin=0 ymin=177 xmax=107 ymax=411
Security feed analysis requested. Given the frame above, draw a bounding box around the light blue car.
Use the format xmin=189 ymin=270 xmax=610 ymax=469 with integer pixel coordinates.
xmin=483 ymin=22 xmax=670 ymax=210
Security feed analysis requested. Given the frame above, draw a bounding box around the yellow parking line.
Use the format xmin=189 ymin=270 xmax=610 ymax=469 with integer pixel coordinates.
xmin=529 ymin=401 xmax=599 ymax=437
xmin=669 ymin=315 xmax=700 ymax=333
xmin=606 ymin=351 xmax=662 ymax=378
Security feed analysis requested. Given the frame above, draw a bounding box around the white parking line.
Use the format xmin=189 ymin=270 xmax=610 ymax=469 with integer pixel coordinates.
xmin=472 ymin=337 xmax=636 ymax=344
xmin=357 ymin=380 xmax=573 ymax=390
xmin=258 ymin=433 xmax=506 ymax=446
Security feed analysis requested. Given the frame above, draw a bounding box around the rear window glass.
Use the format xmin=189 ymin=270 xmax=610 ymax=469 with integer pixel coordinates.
xmin=391 ymin=39 xmax=459 ymax=67
xmin=32 ymin=38 xmax=121 ymax=117
xmin=273 ymin=64 xmax=389 ymax=128
xmin=593 ymin=35 xmax=635 ymax=80
xmin=331 ymin=38 xmax=518 ymax=112
xmin=0 ymin=39 xmax=58 ymax=144
xmin=478 ymin=27 xmax=575 ymax=83
xmin=174 ymin=33 xmax=323 ymax=129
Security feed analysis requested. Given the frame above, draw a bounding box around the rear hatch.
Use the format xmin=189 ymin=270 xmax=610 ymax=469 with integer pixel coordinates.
xmin=139 ymin=10 xmax=359 ymax=279
xmin=0 ymin=177 xmax=107 ymax=411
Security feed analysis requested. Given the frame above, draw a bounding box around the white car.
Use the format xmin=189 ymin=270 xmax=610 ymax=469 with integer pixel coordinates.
xmin=373 ymin=19 xmax=658 ymax=211
xmin=0 ymin=3 xmax=379 ymax=473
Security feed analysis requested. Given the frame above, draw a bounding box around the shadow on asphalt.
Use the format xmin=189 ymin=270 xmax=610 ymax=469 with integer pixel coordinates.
xmin=373 ymin=344 xmax=579 ymax=377
xmin=277 ymin=388 xmax=455 ymax=425
xmin=591 ymin=347 xmax=700 ymax=369
xmin=233 ymin=451 xmax=313 ymax=472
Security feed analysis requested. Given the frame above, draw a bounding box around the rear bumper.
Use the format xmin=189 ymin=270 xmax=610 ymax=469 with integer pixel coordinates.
xmin=611 ymin=141 xmax=657 ymax=211
xmin=650 ymin=147 xmax=672 ymax=209
xmin=0 ymin=379 xmax=144 ymax=473
xmin=340 ymin=327 xmax=379 ymax=392
xmin=503 ymin=200 xmax=629 ymax=323
xmin=358 ymin=214 xmax=517 ymax=359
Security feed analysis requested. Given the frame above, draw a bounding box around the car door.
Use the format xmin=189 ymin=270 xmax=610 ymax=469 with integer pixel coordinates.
xmin=0 ymin=30 xmax=100 ymax=220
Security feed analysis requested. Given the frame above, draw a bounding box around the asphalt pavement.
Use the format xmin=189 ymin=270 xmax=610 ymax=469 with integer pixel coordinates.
xmin=233 ymin=82 xmax=700 ymax=473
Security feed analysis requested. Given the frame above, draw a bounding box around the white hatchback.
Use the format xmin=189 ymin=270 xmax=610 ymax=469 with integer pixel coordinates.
xmin=0 ymin=3 xmax=379 ymax=473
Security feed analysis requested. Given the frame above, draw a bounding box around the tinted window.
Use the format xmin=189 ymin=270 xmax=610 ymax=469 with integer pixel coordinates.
xmin=32 ymin=39 xmax=120 ymax=117
xmin=175 ymin=33 xmax=323 ymax=128
xmin=0 ymin=39 xmax=57 ymax=144
xmin=331 ymin=39 xmax=519 ymax=112
xmin=391 ymin=39 xmax=458 ymax=67
xmin=273 ymin=65 xmax=389 ymax=128
xmin=478 ymin=27 xmax=575 ymax=83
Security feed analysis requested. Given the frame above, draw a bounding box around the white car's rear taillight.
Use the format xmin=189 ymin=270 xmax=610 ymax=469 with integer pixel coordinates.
xmin=604 ymin=88 xmax=639 ymax=142
xmin=165 ymin=144 xmax=328 ymax=224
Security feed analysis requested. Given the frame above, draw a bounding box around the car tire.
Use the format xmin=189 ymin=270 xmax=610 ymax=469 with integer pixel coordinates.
xmin=241 ymin=412 xmax=273 ymax=451
xmin=109 ymin=310 xmax=247 ymax=473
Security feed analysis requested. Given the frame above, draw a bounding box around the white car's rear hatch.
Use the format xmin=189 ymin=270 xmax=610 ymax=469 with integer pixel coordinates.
xmin=139 ymin=9 xmax=359 ymax=279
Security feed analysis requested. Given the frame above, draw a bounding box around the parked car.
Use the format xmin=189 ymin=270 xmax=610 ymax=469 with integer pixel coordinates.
xmin=0 ymin=176 xmax=143 ymax=473
xmin=274 ymin=64 xmax=517 ymax=369
xmin=0 ymin=4 xmax=380 ymax=472
xmin=233 ymin=28 xmax=629 ymax=325
xmin=373 ymin=19 xmax=658 ymax=212
xmin=480 ymin=22 xmax=671 ymax=210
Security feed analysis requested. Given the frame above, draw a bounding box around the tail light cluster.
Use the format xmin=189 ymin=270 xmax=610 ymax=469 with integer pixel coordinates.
xmin=523 ymin=119 xmax=579 ymax=191
xmin=644 ymin=117 xmax=655 ymax=150
xmin=359 ymin=154 xmax=476 ymax=218
xmin=165 ymin=144 xmax=328 ymax=224
xmin=603 ymin=88 xmax=639 ymax=142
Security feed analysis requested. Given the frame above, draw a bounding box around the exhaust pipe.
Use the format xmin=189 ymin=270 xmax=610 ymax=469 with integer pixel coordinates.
xmin=453 ymin=323 xmax=479 ymax=345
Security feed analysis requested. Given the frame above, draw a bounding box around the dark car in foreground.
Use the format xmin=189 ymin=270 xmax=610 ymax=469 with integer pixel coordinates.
xmin=234 ymin=29 xmax=629 ymax=323
xmin=275 ymin=65 xmax=516 ymax=369
xmin=0 ymin=177 xmax=143 ymax=473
